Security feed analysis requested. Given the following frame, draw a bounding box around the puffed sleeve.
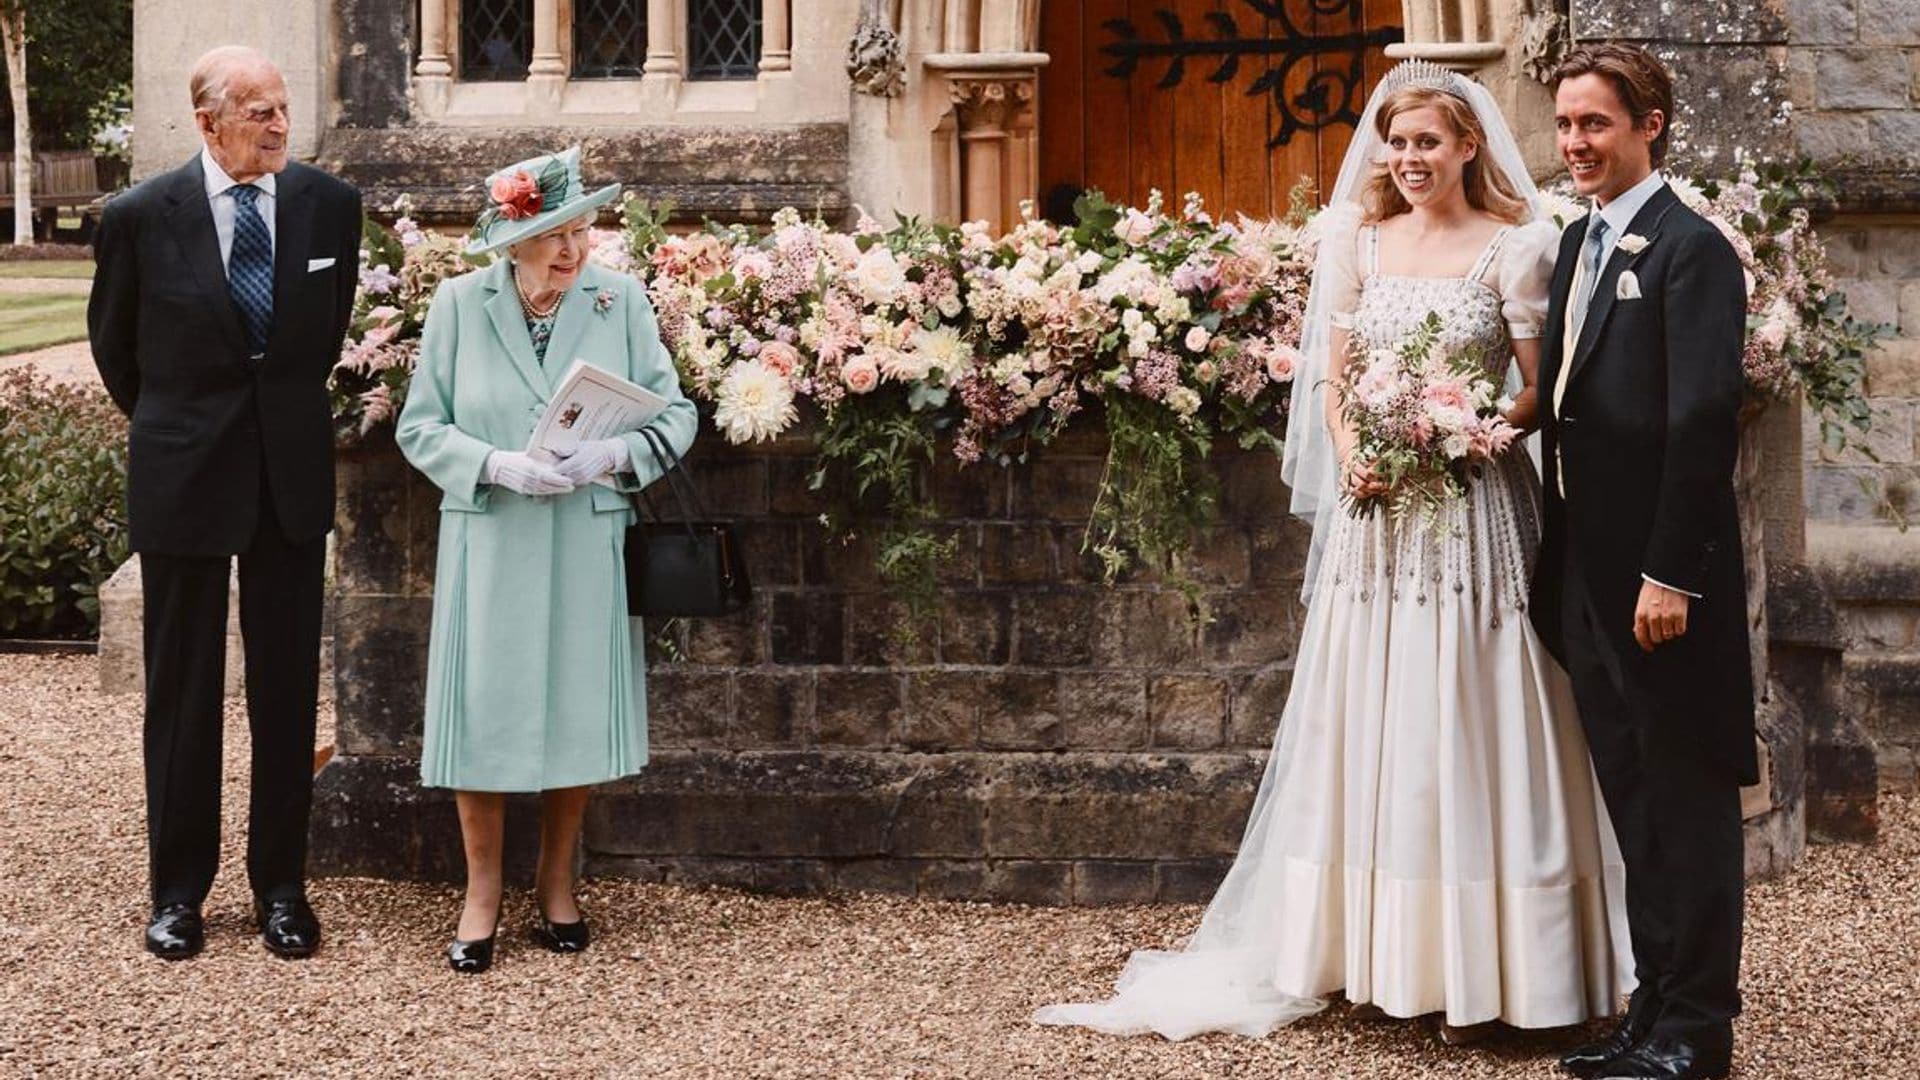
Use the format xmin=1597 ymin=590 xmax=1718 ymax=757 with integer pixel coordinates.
xmin=1313 ymin=204 xmax=1366 ymax=331
xmin=1497 ymin=220 xmax=1560 ymax=341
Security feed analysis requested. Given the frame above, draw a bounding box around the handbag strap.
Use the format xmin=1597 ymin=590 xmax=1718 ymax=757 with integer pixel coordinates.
xmin=635 ymin=427 xmax=714 ymax=528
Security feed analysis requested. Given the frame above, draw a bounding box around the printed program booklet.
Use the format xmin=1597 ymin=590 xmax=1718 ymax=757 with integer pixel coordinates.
xmin=527 ymin=359 xmax=671 ymax=486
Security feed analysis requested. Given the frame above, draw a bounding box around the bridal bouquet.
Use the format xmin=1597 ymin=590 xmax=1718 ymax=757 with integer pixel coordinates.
xmin=1336 ymin=311 xmax=1521 ymax=521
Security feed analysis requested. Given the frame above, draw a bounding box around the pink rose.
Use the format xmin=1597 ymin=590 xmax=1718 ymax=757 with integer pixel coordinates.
xmin=843 ymin=355 xmax=880 ymax=394
xmin=1266 ymin=343 xmax=1300 ymax=383
xmin=759 ymin=340 xmax=801 ymax=377
xmin=489 ymin=169 xmax=543 ymax=221
xmin=1185 ymin=326 xmax=1212 ymax=352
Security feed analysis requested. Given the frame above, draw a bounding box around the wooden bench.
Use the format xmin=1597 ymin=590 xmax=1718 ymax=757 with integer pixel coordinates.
xmin=0 ymin=150 xmax=106 ymax=241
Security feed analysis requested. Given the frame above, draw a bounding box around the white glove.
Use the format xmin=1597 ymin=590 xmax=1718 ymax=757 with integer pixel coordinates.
xmin=553 ymin=436 xmax=631 ymax=485
xmin=484 ymin=450 xmax=575 ymax=496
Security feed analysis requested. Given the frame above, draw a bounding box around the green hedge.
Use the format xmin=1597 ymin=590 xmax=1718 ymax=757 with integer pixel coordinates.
xmin=0 ymin=368 xmax=128 ymax=639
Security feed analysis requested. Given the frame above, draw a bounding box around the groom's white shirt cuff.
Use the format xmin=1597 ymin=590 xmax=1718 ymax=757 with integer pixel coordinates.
xmin=1641 ymin=573 xmax=1703 ymax=599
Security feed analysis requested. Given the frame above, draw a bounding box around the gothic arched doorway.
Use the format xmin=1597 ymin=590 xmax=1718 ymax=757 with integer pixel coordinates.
xmin=1038 ymin=0 xmax=1404 ymax=220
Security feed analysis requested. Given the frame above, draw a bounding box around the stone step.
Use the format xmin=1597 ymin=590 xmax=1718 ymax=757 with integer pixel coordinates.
xmin=1808 ymin=523 xmax=1920 ymax=792
xmin=1842 ymin=652 xmax=1920 ymax=791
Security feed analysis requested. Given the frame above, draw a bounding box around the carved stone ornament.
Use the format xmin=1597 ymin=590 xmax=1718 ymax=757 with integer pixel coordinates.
xmin=948 ymin=77 xmax=1033 ymax=130
xmin=1520 ymin=8 xmax=1571 ymax=85
xmin=847 ymin=0 xmax=907 ymax=97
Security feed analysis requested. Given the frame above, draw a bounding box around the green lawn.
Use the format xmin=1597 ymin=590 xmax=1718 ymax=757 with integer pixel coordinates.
xmin=0 ymin=293 xmax=89 ymax=356
xmin=0 ymin=260 xmax=95 ymax=280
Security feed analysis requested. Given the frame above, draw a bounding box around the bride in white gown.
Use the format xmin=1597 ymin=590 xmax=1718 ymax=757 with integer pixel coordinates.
xmin=1035 ymin=61 xmax=1631 ymax=1042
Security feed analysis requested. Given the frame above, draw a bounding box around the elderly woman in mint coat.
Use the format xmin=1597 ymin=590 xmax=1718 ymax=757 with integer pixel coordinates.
xmin=396 ymin=147 xmax=695 ymax=974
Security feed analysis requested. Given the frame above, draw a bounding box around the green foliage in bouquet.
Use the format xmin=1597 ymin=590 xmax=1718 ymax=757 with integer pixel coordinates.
xmin=0 ymin=369 xmax=129 ymax=638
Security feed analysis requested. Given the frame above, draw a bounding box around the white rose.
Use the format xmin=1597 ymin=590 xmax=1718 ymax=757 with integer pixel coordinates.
xmin=1115 ymin=208 xmax=1156 ymax=246
xmin=1185 ymin=326 xmax=1212 ymax=352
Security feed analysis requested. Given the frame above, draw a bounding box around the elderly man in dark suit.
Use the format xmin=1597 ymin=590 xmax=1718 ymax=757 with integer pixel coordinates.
xmin=1531 ymin=45 xmax=1755 ymax=1080
xmin=88 ymin=45 xmax=361 ymax=960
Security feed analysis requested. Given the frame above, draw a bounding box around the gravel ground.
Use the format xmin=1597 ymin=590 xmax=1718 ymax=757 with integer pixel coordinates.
xmin=1 ymin=653 xmax=1915 ymax=1078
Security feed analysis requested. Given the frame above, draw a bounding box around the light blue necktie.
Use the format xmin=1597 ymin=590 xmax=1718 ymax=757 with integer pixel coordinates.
xmin=1571 ymin=216 xmax=1609 ymax=339
xmin=228 ymin=183 xmax=274 ymax=357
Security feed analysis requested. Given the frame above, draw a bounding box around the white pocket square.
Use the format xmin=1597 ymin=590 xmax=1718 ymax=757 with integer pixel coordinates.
xmin=307 ymin=257 xmax=337 ymax=272
xmin=1616 ymin=270 xmax=1642 ymax=300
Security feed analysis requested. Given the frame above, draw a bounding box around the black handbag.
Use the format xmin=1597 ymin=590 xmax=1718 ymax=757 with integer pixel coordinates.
xmin=623 ymin=428 xmax=752 ymax=617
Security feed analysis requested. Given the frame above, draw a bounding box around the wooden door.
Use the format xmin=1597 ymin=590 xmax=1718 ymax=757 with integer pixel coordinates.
xmin=1038 ymin=0 xmax=1404 ymax=222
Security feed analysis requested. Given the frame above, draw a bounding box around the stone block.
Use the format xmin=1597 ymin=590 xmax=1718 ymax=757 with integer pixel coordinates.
xmin=800 ymin=529 xmax=885 ymax=589
xmin=987 ymin=861 xmax=1073 ymax=905
xmin=903 ymin=672 xmax=981 ymax=749
xmin=1072 ymin=861 xmax=1158 ymax=905
xmin=331 ymin=443 xmax=414 ymax=595
xmin=1864 ymin=337 xmax=1920 ymax=397
xmin=1786 ymin=0 xmax=1859 ymax=46
xmin=1572 ymin=0 xmax=1787 ymax=41
xmin=683 ymin=600 xmax=765 ymax=666
xmin=310 ymin=755 xmax=542 ymax=882
xmin=918 ymin=860 xmax=990 ymax=899
xmin=1804 ymin=463 xmax=1902 ymax=521
xmin=646 ymin=668 xmax=732 ymax=748
xmin=982 ymin=753 xmax=1259 ymax=860
xmin=844 ymin=594 xmax=937 ymax=666
xmin=1248 ymin=517 xmax=1314 ymax=587
xmin=1201 ymin=588 xmax=1302 ymax=667
xmin=835 ymin=858 xmax=921 ymax=896
xmin=1867 ymin=111 xmax=1920 ymax=165
xmin=939 ymin=592 xmax=1012 ymax=665
xmin=1228 ymin=667 xmax=1292 ymax=748
xmin=888 ymin=758 xmax=990 ymax=856
xmin=1659 ymin=45 xmax=1793 ymax=171
xmin=1182 ymin=528 xmax=1251 ymax=586
xmin=926 ymin=455 xmax=1011 ymax=519
xmin=1837 ymin=604 xmax=1919 ymax=649
xmin=814 ymin=671 xmax=902 ymax=746
xmin=1059 ymin=672 xmax=1149 ymax=749
xmin=1841 ymin=278 xmax=1901 ymax=327
xmin=768 ymin=456 xmax=824 ymax=516
xmin=1149 ymin=675 xmax=1229 ymax=749
xmin=1796 ymin=110 xmax=1874 ymax=168
xmin=1859 ymin=0 xmax=1920 ymax=43
xmin=1816 ymin=47 xmax=1911 ymax=108
xmin=1156 ymin=860 xmax=1231 ymax=903
xmin=1216 ymin=448 xmax=1289 ymax=524
xmin=1817 ymin=397 xmax=1913 ymax=465
xmin=1787 ymin=49 xmax=1818 ymax=107
xmin=769 ymin=591 xmax=845 ymax=664
xmin=752 ymin=860 xmax=837 ymax=896
xmin=977 ymin=672 xmax=1066 ymax=750
xmin=1901 ymin=282 xmax=1920 ymax=336
xmin=980 ymin=523 xmax=1058 ymax=584
xmin=1010 ymin=457 xmax=1104 ymax=521
xmin=1013 ymin=590 xmax=1097 ymax=667
xmin=681 ymin=454 xmax=770 ymax=517
xmin=333 ymin=594 xmax=432 ymax=757
xmin=1878 ymin=744 xmax=1918 ymax=791
xmin=732 ymin=671 xmax=814 ymax=748
xmin=1091 ymin=590 xmax=1197 ymax=668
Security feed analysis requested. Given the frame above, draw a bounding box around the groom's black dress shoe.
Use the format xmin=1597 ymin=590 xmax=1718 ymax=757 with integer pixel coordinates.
xmin=255 ymin=897 xmax=322 ymax=959
xmin=1596 ymin=1032 xmax=1732 ymax=1080
xmin=145 ymin=903 xmax=204 ymax=960
xmin=1561 ymin=1016 xmax=1650 ymax=1077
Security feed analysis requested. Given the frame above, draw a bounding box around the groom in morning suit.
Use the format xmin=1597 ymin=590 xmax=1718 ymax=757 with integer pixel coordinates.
xmin=88 ymin=46 xmax=361 ymax=960
xmin=1530 ymin=45 xmax=1754 ymax=1080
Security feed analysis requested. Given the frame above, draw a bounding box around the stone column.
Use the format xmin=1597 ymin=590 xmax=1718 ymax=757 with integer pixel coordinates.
xmin=415 ymin=0 xmax=453 ymax=116
xmin=1386 ymin=0 xmax=1508 ymax=71
xmin=925 ymin=53 xmax=1047 ymax=232
xmin=527 ymin=0 xmax=567 ymax=111
xmin=642 ymin=0 xmax=681 ymax=109
xmin=760 ymin=0 xmax=792 ymax=73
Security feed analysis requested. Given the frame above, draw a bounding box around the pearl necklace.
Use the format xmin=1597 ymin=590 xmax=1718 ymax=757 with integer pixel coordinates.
xmin=514 ymin=270 xmax=563 ymax=320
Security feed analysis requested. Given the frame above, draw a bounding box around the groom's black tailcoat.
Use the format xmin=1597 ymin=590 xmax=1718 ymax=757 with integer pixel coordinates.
xmin=88 ymin=155 xmax=361 ymax=907
xmin=1530 ymin=181 xmax=1755 ymax=1044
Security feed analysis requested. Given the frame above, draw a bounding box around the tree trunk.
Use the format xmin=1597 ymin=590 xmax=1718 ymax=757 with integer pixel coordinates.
xmin=0 ymin=2 xmax=30 ymax=247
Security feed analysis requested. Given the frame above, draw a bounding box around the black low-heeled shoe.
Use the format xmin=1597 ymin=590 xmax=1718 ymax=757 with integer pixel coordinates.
xmin=447 ymin=907 xmax=501 ymax=974
xmin=533 ymin=910 xmax=590 ymax=954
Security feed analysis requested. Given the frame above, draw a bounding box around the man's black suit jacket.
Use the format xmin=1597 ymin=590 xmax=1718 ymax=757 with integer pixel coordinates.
xmin=88 ymin=155 xmax=362 ymax=556
xmin=1529 ymin=183 xmax=1758 ymax=784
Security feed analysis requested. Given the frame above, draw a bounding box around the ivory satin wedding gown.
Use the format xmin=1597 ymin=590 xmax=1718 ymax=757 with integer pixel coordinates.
xmin=1035 ymin=216 xmax=1632 ymax=1041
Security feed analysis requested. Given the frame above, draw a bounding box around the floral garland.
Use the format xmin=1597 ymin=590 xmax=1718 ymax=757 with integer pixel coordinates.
xmin=329 ymin=167 xmax=1885 ymax=616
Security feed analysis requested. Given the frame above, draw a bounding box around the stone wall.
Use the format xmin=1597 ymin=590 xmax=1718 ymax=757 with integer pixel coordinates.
xmin=311 ymin=427 xmax=1308 ymax=903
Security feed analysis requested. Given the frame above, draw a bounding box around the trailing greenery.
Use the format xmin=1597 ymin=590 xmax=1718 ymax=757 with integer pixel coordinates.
xmin=0 ymin=368 xmax=128 ymax=638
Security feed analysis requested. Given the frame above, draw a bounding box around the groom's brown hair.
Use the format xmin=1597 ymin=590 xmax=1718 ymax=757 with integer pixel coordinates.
xmin=1552 ymin=44 xmax=1674 ymax=167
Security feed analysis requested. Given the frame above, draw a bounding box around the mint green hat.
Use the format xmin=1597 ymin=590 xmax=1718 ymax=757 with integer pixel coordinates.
xmin=466 ymin=145 xmax=621 ymax=256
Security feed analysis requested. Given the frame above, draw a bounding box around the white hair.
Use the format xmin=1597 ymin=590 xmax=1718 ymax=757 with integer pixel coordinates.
xmin=190 ymin=45 xmax=280 ymax=115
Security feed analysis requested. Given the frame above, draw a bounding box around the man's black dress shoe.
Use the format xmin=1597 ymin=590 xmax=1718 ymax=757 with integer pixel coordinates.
xmin=255 ymin=897 xmax=322 ymax=959
xmin=145 ymin=903 xmax=204 ymax=960
xmin=1596 ymin=1032 xmax=1732 ymax=1080
xmin=533 ymin=911 xmax=591 ymax=954
xmin=1561 ymin=1016 xmax=1651 ymax=1077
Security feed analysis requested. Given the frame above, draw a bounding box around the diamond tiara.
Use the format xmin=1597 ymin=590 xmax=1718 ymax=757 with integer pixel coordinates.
xmin=1377 ymin=59 xmax=1474 ymax=101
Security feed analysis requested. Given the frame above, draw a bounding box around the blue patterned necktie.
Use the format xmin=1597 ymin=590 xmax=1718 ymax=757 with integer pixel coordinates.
xmin=1571 ymin=216 xmax=1609 ymax=339
xmin=228 ymin=183 xmax=274 ymax=356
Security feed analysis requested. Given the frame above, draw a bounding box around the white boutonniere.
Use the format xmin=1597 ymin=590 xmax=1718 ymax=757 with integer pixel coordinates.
xmin=1616 ymin=269 xmax=1643 ymax=300
xmin=1616 ymin=233 xmax=1652 ymax=256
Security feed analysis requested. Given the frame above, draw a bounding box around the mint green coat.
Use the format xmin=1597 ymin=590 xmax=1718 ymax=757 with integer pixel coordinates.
xmin=396 ymin=260 xmax=696 ymax=792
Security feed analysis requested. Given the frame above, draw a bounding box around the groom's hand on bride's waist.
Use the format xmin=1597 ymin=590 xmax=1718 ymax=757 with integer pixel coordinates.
xmin=1632 ymin=580 xmax=1690 ymax=652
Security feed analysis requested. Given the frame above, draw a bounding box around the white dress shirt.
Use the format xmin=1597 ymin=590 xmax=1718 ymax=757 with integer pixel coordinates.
xmin=201 ymin=146 xmax=277 ymax=271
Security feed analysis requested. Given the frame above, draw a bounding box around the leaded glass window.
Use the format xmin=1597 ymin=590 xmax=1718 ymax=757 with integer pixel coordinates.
xmin=460 ymin=0 xmax=532 ymax=81
xmin=687 ymin=0 xmax=761 ymax=80
xmin=573 ymin=0 xmax=648 ymax=79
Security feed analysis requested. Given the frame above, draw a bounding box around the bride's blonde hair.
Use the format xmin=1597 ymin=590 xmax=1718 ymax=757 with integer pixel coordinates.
xmin=1360 ymin=86 xmax=1532 ymax=225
